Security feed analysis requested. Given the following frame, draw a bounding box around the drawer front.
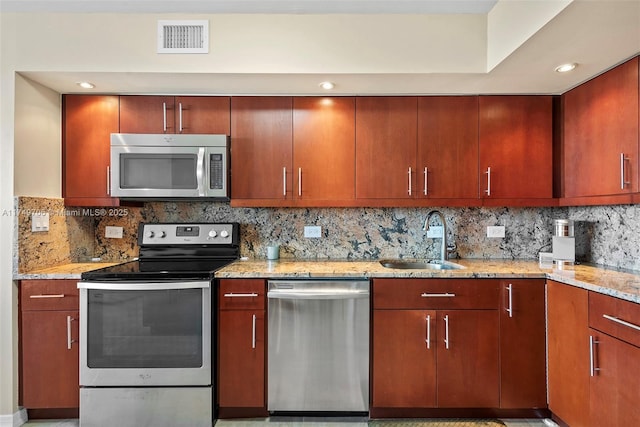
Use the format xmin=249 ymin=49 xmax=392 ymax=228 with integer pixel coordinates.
xmin=373 ymin=278 xmax=499 ymax=310
xmin=20 ymin=280 xmax=79 ymax=311
xmin=590 ymin=291 xmax=640 ymax=348
xmin=219 ymin=279 xmax=265 ymax=310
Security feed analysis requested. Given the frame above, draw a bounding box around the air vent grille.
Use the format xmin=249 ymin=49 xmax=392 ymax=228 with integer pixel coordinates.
xmin=157 ymin=20 xmax=209 ymax=54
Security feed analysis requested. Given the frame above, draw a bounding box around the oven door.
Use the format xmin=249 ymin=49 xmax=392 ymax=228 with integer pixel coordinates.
xmin=78 ymin=280 xmax=211 ymax=387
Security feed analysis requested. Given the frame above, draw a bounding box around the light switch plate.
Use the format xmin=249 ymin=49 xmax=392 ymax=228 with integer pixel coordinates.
xmin=426 ymin=226 xmax=443 ymax=238
xmin=487 ymin=225 xmax=506 ymax=238
xmin=105 ymin=226 xmax=124 ymax=238
xmin=31 ymin=213 xmax=49 ymax=232
xmin=304 ymin=225 xmax=322 ymax=238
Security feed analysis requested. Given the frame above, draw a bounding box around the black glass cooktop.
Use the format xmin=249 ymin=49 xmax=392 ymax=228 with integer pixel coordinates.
xmin=81 ymin=258 xmax=236 ymax=281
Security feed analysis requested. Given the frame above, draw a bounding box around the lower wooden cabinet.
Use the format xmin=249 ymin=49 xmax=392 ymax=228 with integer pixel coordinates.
xmin=20 ymin=280 xmax=79 ymax=409
xmin=217 ymin=279 xmax=268 ymax=417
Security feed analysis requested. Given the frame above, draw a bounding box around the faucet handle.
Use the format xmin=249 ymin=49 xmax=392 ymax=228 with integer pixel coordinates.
xmin=447 ymin=243 xmax=457 ymax=256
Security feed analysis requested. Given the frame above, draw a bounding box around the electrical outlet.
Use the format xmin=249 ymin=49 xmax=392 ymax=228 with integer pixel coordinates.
xmin=31 ymin=213 xmax=49 ymax=232
xmin=426 ymin=226 xmax=443 ymax=238
xmin=487 ymin=225 xmax=506 ymax=238
xmin=304 ymin=225 xmax=322 ymax=238
xmin=105 ymin=226 xmax=123 ymax=238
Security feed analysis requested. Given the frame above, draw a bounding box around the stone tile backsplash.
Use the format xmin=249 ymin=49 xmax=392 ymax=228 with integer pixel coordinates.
xmin=15 ymin=197 xmax=640 ymax=272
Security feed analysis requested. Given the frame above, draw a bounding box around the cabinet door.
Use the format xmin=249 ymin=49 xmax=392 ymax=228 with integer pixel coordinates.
xmin=218 ymin=310 xmax=265 ymax=408
xmin=230 ymin=97 xmax=293 ymax=200
xmin=120 ymin=95 xmax=175 ymax=133
xmin=589 ymin=330 xmax=640 ymax=426
xmin=547 ymin=280 xmax=590 ymax=427
xmin=175 ymin=96 xmax=230 ymax=135
xmin=436 ymin=310 xmax=499 ymax=408
xmin=372 ymin=310 xmax=436 ymax=408
xmin=499 ymin=279 xmax=547 ymax=409
xmin=293 ymin=97 xmax=356 ymax=201
xmin=564 ymin=57 xmax=639 ymax=198
xmin=21 ymin=310 xmax=79 ymax=408
xmin=355 ymin=97 xmax=417 ymax=199
xmin=63 ymin=95 xmax=119 ymax=206
xmin=417 ymin=96 xmax=479 ymax=199
xmin=479 ymin=96 xmax=553 ymax=200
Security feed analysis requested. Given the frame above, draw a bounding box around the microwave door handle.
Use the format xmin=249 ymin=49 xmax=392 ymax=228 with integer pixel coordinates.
xmin=197 ymin=147 xmax=206 ymax=196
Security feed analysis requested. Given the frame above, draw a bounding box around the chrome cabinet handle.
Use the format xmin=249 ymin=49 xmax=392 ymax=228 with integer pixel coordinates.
xmin=223 ymin=293 xmax=258 ymax=298
xmin=66 ymin=316 xmax=76 ymax=350
xmin=444 ymin=314 xmax=450 ymax=350
xmin=423 ymin=167 xmax=428 ymax=196
xmin=178 ymin=102 xmax=183 ymax=133
xmin=603 ymin=314 xmax=640 ymax=332
xmin=421 ymin=292 xmax=456 ymax=298
xmin=506 ymin=284 xmax=513 ymax=318
xmin=163 ymin=102 xmax=167 ymax=133
xmin=106 ymin=166 xmax=110 ymax=195
xmin=620 ymin=153 xmax=631 ymax=189
xmin=251 ymin=314 xmax=257 ymax=349
xmin=30 ymin=294 xmax=65 ymax=299
xmin=425 ymin=315 xmax=431 ymax=349
xmin=589 ymin=335 xmax=600 ymax=377
xmin=484 ymin=167 xmax=491 ymax=196
xmin=298 ymin=167 xmax=302 ymax=197
xmin=283 ymin=167 xmax=287 ymax=197
xmin=408 ymin=167 xmax=412 ymax=196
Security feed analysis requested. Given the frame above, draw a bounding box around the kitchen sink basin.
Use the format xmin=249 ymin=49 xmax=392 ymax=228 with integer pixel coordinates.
xmin=380 ymin=260 xmax=465 ymax=270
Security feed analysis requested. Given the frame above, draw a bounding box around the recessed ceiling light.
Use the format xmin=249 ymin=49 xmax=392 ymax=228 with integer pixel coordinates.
xmin=319 ymin=81 xmax=335 ymax=90
xmin=77 ymin=81 xmax=95 ymax=89
xmin=555 ymin=63 xmax=577 ymax=73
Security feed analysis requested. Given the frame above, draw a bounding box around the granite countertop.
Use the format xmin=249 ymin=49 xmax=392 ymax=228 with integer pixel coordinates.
xmin=15 ymin=262 xmax=120 ymax=280
xmin=216 ymin=258 xmax=640 ymax=304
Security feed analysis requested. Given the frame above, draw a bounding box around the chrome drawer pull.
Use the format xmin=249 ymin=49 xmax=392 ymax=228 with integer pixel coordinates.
xmin=506 ymin=284 xmax=514 ymax=318
xmin=224 ymin=293 xmax=259 ymax=298
xmin=30 ymin=294 xmax=65 ymax=299
xmin=421 ymin=293 xmax=456 ymax=298
xmin=603 ymin=314 xmax=640 ymax=332
xmin=444 ymin=314 xmax=450 ymax=350
xmin=251 ymin=314 xmax=257 ymax=349
xmin=425 ymin=315 xmax=431 ymax=349
xmin=67 ymin=316 xmax=76 ymax=350
xmin=589 ymin=335 xmax=600 ymax=377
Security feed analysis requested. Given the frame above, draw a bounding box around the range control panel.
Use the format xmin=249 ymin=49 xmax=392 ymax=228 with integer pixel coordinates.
xmin=139 ymin=223 xmax=238 ymax=246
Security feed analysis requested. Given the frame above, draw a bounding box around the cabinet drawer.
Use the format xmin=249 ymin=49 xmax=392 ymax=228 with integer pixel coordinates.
xmin=219 ymin=279 xmax=265 ymax=310
xmin=373 ymin=279 xmax=499 ymax=309
xmin=589 ymin=292 xmax=640 ymax=348
xmin=20 ymin=280 xmax=79 ymax=311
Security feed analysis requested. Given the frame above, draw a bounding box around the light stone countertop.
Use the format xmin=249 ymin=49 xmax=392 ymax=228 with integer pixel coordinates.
xmin=15 ymin=262 xmax=120 ymax=280
xmin=215 ymin=258 xmax=640 ymax=304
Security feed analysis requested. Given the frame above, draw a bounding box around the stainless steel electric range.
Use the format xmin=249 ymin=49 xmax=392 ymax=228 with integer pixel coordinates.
xmin=78 ymin=222 xmax=240 ymax=427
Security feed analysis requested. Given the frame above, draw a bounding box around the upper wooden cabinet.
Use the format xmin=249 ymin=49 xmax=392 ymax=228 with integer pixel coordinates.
xmin=119 ymin=95 xmax=230 ymax=134
xmin=230 ymin=96 xmax=293 ymax=201
xmin=293 ymin=97 xmax=356 ymax=202
xmin=355 ymin=97 xmax=418 ymax=199
xmin=417 ymin=96 xmax=479 ymax=202
xmin=562 ymin=57 xmax=639 ymax=203
xmin=63 ymin=95 xmax=120 ymax=207
xmin=479 ymin=96 xmax=554 ymax=203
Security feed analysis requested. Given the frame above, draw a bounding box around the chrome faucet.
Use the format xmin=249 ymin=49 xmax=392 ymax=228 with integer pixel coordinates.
xmin=423 ymin=210 xmax=449 ymax=262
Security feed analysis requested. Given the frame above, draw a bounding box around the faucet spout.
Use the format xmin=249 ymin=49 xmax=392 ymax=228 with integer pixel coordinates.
xmin=423 ymin=210 xmax=448 ymax=262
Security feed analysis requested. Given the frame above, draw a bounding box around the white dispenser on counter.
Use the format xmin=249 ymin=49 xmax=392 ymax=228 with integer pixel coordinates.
xmin=552 ymin=219 xmax=575 ymax=265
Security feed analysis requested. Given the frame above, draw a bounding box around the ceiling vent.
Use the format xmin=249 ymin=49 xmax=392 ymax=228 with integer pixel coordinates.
xmin=157 ymin=20 xmax=209 ymax=54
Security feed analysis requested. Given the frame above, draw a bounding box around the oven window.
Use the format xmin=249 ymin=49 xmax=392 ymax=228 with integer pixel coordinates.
xmin=87 ymin=289 xmax=203 ymax=368
xmin=119 ymin=153 xmax=198 ymax=189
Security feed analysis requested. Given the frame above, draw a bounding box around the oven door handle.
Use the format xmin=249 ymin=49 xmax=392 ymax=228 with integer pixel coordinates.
xmin=77 ymin=281 xmax=210 ymax=291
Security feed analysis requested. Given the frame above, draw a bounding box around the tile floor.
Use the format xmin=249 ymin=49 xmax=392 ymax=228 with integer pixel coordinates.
xmin=22 ymin=417 xmax=555 ymax=426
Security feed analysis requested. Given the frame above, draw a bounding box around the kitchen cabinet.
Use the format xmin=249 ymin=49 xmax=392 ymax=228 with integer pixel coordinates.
xmin=62 ymin=95 xmax=119 ymax=207
xmin=499 ymin=279 xmax=547 ymax=409
xmin=19 ymin=280 xmax=79 ymax=410
xmin=417 ymin=96 xmax=480 ymax=203
xmin=292 ymin=97 xmax=356 ymax=202
xmin=355 ymin=97 xmax=418 ymax=199
xmin=119 ymin=95 xmax=230 ymax=134
xmin=479 ymin=96 xmax=554 ymax=204
xmin=371 ymin=279 xmax=500 ymax=411
xmin=588 ymin=292 xmax=640 ymax=425
xmin=229 ymin=96 xmax=293 ymax=202
xmin=217 ymin=279 xmax=268 ymax=417
xmin=562 ymin=57 xmax=639 ymax=204
xmin=547 ymin=280 xmax=590 ymax=427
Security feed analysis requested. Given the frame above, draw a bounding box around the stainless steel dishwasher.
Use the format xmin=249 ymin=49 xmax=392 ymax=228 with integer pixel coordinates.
xmin=267 ymin=280 xmax=370 ymax=413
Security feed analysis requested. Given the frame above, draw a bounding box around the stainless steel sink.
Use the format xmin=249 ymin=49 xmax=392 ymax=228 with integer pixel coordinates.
xmin=380 ymin=260 xmax=465 ymax=270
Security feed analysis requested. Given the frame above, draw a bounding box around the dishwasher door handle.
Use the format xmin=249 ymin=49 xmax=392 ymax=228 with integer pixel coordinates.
xmin=267 ymin=290 xmax=369 ymax=300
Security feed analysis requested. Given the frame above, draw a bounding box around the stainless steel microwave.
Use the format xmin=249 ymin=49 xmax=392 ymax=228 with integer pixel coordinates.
xmin=110 ymin=133 xmax=229 ymax=200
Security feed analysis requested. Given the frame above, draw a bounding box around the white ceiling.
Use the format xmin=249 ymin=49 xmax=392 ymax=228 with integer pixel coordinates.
xmin=5 ymin=0 xmax=640 ymax=95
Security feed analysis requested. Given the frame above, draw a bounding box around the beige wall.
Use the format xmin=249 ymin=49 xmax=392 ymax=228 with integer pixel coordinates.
xmin=14 ymin=75 xmax=61 ymax=197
